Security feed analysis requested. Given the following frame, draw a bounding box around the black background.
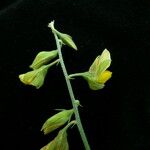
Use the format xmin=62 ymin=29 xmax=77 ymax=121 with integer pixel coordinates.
xmin=0 ymin=0 xmax=150 ymax=150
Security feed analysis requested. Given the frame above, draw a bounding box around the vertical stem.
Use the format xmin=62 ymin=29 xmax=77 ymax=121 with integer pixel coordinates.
xmin=53 ymin=33 xmax=91 ymax=150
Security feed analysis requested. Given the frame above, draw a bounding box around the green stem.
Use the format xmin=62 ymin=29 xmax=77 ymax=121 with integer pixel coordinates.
xmin=69 ymin=72 xmax=86 ymax=79
xmin=53 ymin=32 xmax=91 ymax=150
xmin=47 ymin=59 xmax=60 ymax=67
xmin=64 ymin=120 xmax=77 ymax=130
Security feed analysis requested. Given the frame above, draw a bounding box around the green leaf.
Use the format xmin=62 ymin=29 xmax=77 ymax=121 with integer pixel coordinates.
xmin=30 ymin=50 xmax=58 ymax=69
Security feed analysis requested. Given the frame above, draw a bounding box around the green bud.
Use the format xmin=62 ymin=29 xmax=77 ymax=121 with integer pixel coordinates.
xmin=41 ymin=109 xmax=74 ymax=135
xmin=30 ymin=50 xmax=58 ymax=69
xmin=48 ymin=21 xmax=77 ymax=50
xmin=41 ymin=121 xmax=76 ymax=150
xmin=40 ymin=132 xmax=68 ymax=150
xmin=54 ymin=30 xmax=77 ymax=50
xmin=19 ymin=64 xmax=50 ymax=89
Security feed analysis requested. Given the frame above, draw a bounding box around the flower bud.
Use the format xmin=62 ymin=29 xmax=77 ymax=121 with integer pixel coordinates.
xmin=30 ymin=50 xmax=58 ymax=69
xmin=19 ymin=64 xmax=50 ymax=89
xmin=41 ymin=109 xmax=74 ymax=135
xmin=40 ymin=121 xmax=76 ymax=150
xmin=40 ymin=130 xmax=68 ymax=150
xmin=48 ymin=21 xmax=77 ymax=50
xmin=55 ymin=30 xmax=77 ymax=50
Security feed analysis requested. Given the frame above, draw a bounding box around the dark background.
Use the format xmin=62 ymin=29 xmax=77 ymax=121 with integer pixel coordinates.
xmin=0 ymin=0 xmax=150 ymax=150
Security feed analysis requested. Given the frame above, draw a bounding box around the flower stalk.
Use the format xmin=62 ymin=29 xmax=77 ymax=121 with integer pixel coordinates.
xmin=53 ymin=29 xmax=91 ymax=150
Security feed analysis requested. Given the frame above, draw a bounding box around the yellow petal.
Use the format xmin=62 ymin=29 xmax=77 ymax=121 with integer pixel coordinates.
xmin=97 ymin=70 xmax=112 ymax=84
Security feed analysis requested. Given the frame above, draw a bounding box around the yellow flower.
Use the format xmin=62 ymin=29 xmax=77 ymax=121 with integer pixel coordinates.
xmin=69 ymin=49 xmax=112 ymax=90
xmin=86 ymin=49 xmax=112 ymax=90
